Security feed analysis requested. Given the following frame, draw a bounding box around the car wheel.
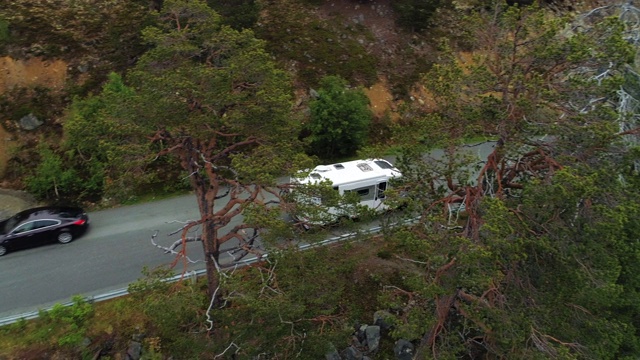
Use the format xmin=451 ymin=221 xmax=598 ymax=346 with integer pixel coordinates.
xmin=57 ymin=232 xmax=73 ymax=244
xmin=0 ymin=245 xmax=6 ymax=256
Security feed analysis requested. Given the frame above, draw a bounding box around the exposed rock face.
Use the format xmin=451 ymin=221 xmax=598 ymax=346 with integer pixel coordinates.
xmin=0 ymin=189 xmax=37 ymax=220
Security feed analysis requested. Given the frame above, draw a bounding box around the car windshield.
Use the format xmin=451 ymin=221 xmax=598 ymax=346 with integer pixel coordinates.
xmin=3 ymin=210 xmax=33 ymax=234
xmin=3 ymin=217 xmax=20 ymax=234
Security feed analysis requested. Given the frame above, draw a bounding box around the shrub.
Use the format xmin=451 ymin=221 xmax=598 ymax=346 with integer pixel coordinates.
xmin=26 ymin=143 xmax=81 ymax=202
xmin=128 ymin=267 xmax=209 ymax=357
xmin=208 ymin=0 xmax=260 ymax=30
xmin=306 ymin=76 xmax=373 ymax=160
xmin=44 ymin=296 xmax=94 ymax=348
xmin=392 ymin=0 xmax=451 ymax=32
xmin=0 ymin=18 xmax=9 ymax=46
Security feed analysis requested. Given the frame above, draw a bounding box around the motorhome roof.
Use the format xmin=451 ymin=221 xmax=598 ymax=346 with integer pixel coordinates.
xmin=295 ymin=159 xmax=400 ymax=187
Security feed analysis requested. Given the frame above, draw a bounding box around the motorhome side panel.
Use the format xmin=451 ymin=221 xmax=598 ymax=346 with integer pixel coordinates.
xmin=290 ymin=158 xmax=401 ymax=226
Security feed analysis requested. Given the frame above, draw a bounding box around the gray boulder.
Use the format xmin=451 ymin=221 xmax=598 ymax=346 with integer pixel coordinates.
xmin=394 ymin=339 xmax=415 ymax=360
xmin=340 ymin=345 xmax=363 ymax=360
xmin=355 ymin=324 xmax=368 ymax=345
xmin=125 ymin=340 xmax=142 ymax=360
xmin=365 ymin=325 xmax=381 ymax=352
xmin=326 ymin=343 xmax=342 ymax=360
xmin=373 ymin=310 xmax=394 ymax=332
xmin=19 ymin=113 xmax=43 ymax=130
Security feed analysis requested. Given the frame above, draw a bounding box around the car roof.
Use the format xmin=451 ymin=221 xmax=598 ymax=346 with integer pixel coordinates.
xmin=12 ymin=206 xmax=83 ymax=221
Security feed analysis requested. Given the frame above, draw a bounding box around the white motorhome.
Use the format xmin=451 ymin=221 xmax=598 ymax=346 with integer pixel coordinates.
xmin=289 ymin=158 xmax=402 ymax=226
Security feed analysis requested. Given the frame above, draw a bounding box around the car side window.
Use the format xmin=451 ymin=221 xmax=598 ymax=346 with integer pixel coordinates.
xmin=12 ymin=221 xmax=35 ymax=234
xmin=35 ymin=220 xmax=60 ymax=229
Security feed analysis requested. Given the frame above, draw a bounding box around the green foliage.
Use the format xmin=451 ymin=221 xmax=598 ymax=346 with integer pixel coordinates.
xmin=61 ymin=72 xmax=164 ymax=202
xmin=130 ymin=0 xmax=298 ymax=160
xmin=305 ymin=76 xmax=373 ymax=160
xmin=217 ymin=245 xmax=383 ymax=357
xmin=128 ymin=266 xmax=175 ymax=296
xmin=39 ymin=296 xmax=94 ymax=348
xmin=2 ymin=0 xmax=153 ymax=107
xmin=254 ymin=0 xmax=378 ymax=87
xmin=138 ymin=284 xmax=208 ymax=356
xmin=207 ymin=0 xmax=260 ymax=30
xmin=0 ymin=86 xmax=64 ymax=125
xmin=128 ymin=266 xmax=209 ymax=357
xmin=487 ymin=167 xmax=640 ymax=358
xmin=376 ymin=163 xmax=640 ymax=358
xmin=6 ymin=2 xmax=640 ymax=359
xmin=25 ymin=142 xmax=84 ymax=202
xmin=0 ymin=17 xmax=9 ymax=48
xmin=3 ymin=0 xmax=152 ymax=58
xmin=385 ymin=3 xmax=640 ymax=358
xmin=392 ymin=0 xmax=452 ymax=32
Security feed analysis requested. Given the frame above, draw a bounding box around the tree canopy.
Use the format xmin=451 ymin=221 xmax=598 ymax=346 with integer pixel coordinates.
xmin=127 ymin=0 xmax=308 ymax=296
xmin=5 ymin=0 xmax=640 ymax=358
xmin=306 ymin=75 xmax=373 ymax=160
xmin=385 ymin=2 xmax=640 ymax=358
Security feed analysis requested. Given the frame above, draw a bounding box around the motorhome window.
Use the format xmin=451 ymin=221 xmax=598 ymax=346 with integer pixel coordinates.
xmin=334 ymin=164 xmax=345 ymax=169
xmin=351 ymin=185 xmax=375 ymax=201
xmin=377 ymin=182 xmax=387 ymax=199
xmin=310 ymin=173 xmax=322 ymax=180
xmin=374 ymin=160 xmax=393 ymax=169
xmin=356 ymin=163 xmax=374 ymax=172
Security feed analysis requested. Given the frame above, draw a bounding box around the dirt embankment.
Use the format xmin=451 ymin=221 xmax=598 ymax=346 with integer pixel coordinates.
xmin=0 ymin=57 xmax=67 ymax=92
xmin=0 ymin=56 xmax=68 ymax=176
xmin=0 ymin=57 xmax=67 ymax=213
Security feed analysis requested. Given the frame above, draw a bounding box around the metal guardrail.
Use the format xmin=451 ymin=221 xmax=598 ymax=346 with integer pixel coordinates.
xmin=0 ymin=221 xmax=410 ymax=327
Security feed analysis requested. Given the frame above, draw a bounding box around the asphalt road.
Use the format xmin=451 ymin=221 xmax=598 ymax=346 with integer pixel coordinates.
xmin=0 ymin=141 xmax=498 ymax=320
xmin=0 ymin=194 xmax=212 ymax=318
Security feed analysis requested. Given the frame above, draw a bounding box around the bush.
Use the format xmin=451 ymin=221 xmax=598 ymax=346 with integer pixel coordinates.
xmin=128 ymin=267 xmax=209 ymax=357
xmin=41 ymin=296 xmax=94 ymax=348
xmin=306 ymin=76 xmax=373 ymax=160
xmin=0 ymin=18 xmax=9 ymax=47
xmin=26 ymin=143 xmax=81 ymax=202
xmin=392 ymin=0 xmax=451 ymax=32
xmin=255 ymin=0 xmax=377 ymax=87
xmin=208 ymin=0 xmax=260 ymax=30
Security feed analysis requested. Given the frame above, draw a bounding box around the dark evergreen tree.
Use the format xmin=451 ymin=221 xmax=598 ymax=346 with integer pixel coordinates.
xmin=306 ymin=75 xmax=373 ymax=160
xmin=392 ymin=0 xmax=452 ymax=32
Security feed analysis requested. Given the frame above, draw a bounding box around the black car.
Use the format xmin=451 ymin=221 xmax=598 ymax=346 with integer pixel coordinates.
xmin=0 ymin=206 xmax=89 ymax=256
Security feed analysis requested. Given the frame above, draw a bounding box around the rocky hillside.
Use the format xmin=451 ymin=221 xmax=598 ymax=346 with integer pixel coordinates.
xmin=0 ymin=0 xmax=605 ymax=189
